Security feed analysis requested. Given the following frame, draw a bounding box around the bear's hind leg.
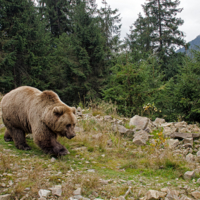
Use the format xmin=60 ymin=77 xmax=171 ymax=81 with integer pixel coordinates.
xmin=11 ymin=128 xmax=31 ymax=150
xmin=4 ymin=129 xmax=13 ymax=142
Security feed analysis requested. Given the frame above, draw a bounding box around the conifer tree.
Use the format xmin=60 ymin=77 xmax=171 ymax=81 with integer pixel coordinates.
xmin=97 ymin=0 xmax=122 ymax=55
xmin=0 ymin=0 xmax=52 ymax=92
xmin=38 ymin=0 xmax=72 ymax=37
xmin=143 ymin=0 xmax=185 ymax=56
xmin=126 ymin=0 xmax=185 ymax=58
xmin=49 ymin=0 xmax=106 ymax=104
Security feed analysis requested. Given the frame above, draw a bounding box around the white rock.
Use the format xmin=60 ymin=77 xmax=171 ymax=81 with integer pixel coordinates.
xmin=184 ymin=171 xmax=195 ymax=180
xmin=92 ymin=133 xmax=103 ymax=139
xmin=51 ymin=157 xmax=56 ymax=162
xmin=73 ymin=188 xmax=81 ymax=196
xmin=49 ymin=185 xmax=62 ymax=197
xmin=38 ymin=189 xmax=51 ymax=198
xmin=167 ymin=139 xmax=179 ymax=149
xmin=183 ymin=138 xmax=193 ymax=145
xmin=186 ymin=153 xmax=195 ymax=163
xmin=133 ymin=130 xmax=150 ymax=145
xmin=191 ymin=191 xmax=200 ymax=199
xmin=0 ymin=194 xmax=11 ymax=200
xmin=180 ymin=194 xmax=192 ymax=200
xmin=144 ymin=190 xmax=166 ymax=199
xmin=87 ymin=169 xmax=95 ymax=173
xmin=154 ymin=118 xmax=165 ymax=125
xmin=197 ymin=178 xmax=200 ymax=183
xmin=73 ymin=195 xmax=83 ymax=199
xmin=129 ymin=115 xmax=149 ymax=130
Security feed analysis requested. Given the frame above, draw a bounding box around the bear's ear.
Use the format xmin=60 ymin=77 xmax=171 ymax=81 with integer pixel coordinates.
xmin=53 ymin=106 xmax=64 ymax=115
xmin=71 ymin=107 xmax=76 ymax=115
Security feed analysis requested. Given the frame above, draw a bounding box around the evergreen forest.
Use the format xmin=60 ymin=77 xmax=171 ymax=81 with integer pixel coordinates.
xmin=1 ymin=0 xmax=200 ymax=123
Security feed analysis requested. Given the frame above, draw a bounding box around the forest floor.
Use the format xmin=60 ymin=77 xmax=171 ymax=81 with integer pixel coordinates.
xmin=0 ymin=100 xmax=199 ymax=200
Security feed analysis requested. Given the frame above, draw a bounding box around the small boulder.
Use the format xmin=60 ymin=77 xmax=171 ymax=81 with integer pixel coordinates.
xmin=0 ymin=194 xmax=11 ymax=200
xmin=38 ymin=189 xmax=51 ymax=198
xmin=167 ymin=139 xmax=179 ymax=149
xmin=154 ymin=118 xmax=165 ymax=125
xmin=196 ymin=151 xmax=200 ymax=162
xmin=186 ymin=153 xmax=195 ymax=163
xmin=76 ymin=107 xmax=82 ymax=116
xmin=133 ymin=130 xmax=150 ymax=145
xmin=184 ymin=171 xmax=195 ymax=180
xmin=73 ymin=188 xmax=81 ymax=196
xmin=92 ymin=133 xmax=103 ymax=140
xmin=170 ymin=132 xmax=192 ymax=140
xmin=183 ymin=138 xmax=193 ymax=145
xmin=49 ymin=185 xmax=62 ymax=197
xmin=144 ymin=190 xmax=166 ymax=199
xmin=129 ymin=115 xmax=149 ymax=130
xmin=191 ymin=191 xmax=200 ymax=199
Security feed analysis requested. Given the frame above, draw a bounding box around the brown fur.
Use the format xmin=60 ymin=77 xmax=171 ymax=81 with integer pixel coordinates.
xmin=1 ymin=86 xmax=77 ymax=156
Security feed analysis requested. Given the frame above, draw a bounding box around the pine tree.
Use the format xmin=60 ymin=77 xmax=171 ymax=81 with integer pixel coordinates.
xmin=125 ymin=13 xmax=153 ymax=61
xmin=0 ymin=0 xmax=52 ymax=92
xmin=38 ymin=0 xmax=72 ymax=37
xmin=143 ymin=0 xmax=185 ymax=56
xmin=48 ymin=0 xmax=107 ymax=104
xmin=97 ymin=0 xmax=122 ymax=55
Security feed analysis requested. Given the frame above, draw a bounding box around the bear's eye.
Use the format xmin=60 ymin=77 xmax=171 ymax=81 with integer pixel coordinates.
xmin=66 ymin=124 xmax=71 ymax=128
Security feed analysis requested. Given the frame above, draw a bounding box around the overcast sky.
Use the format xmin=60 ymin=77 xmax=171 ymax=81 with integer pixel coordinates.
xmin=95 ymin=0 xmax=200 ymax=43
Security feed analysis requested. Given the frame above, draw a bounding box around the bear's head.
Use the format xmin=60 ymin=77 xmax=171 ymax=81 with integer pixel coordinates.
xmin=43 ymin=105 xmax=77 ymax=139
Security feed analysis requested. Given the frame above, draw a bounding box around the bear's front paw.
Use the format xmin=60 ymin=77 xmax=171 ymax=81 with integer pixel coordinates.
xmin=17 ymin=144 xmax=31 ymax=150
xmin=53 ymin=146 xmax=69 ymax=156
xmin=4 ymin=137 xmax=13 ymax=142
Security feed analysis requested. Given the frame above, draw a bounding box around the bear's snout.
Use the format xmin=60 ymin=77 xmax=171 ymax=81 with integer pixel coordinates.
xmin=67 ymin=134 xmax=76 ymax=139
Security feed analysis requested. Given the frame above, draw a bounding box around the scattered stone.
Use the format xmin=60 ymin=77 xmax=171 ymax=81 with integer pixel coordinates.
xmin=38 ymin=189 xmax=51 ymax=198
xmin=132 ymin=130 xmax=150 ymax=145
xmin=163 ymin=127 xmax=178 ymax=136
xmin=110 ymin=197 xmax=125 ymax=200
xmin=75 ymin=126 xmax=84 ymax=133
xmin=170 ymin=132 xmax=192 ymax=140
xmin=196 ymin=151 xmax=200 ymax=162
xmin=154 ymin=118 xmax=165 ymax=125
xmin=192 ymin=133 xmax=200 ymax=139
xmin=8 ymin=180 xmax=13 ymax=186
xmin=107 ymin=139 xmax=113 ymax=147
xmin=166 ymin=189 xmax=180 ymax=199
xmin=0 ymin=194 xmax=11 ymax=200
xmin=180 ymin=195 xmax=192 ymax=200
xmin=92 ymin=133 xmax=103 ymax=140
xmin=184 ymin=171 xmax=195 ymax=180
xmin=144 ymin=190 xmax=166 ymax=199
xmin=104 ymin=115 xmax=112 ymax=121
xmin=87 ymin=169 xmax=95 ymax=173
xmin=76 ymin=107 xmax=82 ymax=116
xmin=49 ymin=185 xmax=62 ymax=197
xmin=183 ymin=138 xmax=193 ymax=145
xmin=186 ymin=153 xmax=195 ymax=163
xmin=129 ymin=115 xmax=149 ymax=130
xmin=191 ymin=191 xmax=200 ymax=199
xmin=73 ymin=188 xmax=81 ymax=196
xmin=113 ymin=124 xmax=135 ymax=137
xmin=174 ymin=121 xmax=187 ymax=128
xmin=51 ymin=157 xmax=56 ymax=162
xmin=1 ymin=183 xmax=6 ymax=187
xmin=167 ymin=139 xmax=179 ymax=149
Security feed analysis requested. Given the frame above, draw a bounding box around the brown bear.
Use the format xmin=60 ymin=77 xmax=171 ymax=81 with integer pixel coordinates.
xmin=1 ymin=86 xmax=77 ymax=156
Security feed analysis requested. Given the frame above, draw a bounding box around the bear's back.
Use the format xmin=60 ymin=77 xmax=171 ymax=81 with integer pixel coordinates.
xmin=1 ymin=86 xmax=42 ymax=132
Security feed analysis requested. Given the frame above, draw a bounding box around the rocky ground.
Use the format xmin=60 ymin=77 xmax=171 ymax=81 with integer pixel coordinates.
xmin=1 ymin=101 xmax=200 ymax=200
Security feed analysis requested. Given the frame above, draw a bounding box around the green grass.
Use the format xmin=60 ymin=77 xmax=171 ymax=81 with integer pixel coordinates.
xmin=0 ymin=103 xmax=198 ymax=199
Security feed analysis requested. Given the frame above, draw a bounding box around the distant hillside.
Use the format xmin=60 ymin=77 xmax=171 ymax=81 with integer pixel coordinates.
xmin=177 ymin=35 xmax=200 ymax=54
